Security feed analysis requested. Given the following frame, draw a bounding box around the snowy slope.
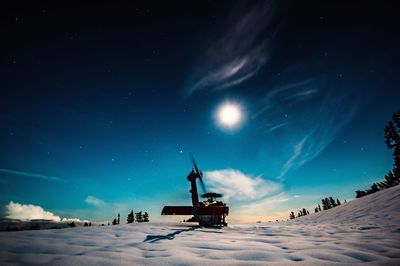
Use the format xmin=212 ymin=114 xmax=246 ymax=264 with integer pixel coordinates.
xmin=1 ymin=186 xmax=399 ymax=265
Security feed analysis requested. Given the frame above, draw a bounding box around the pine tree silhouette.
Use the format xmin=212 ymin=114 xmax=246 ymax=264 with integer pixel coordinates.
xmin=143 ymin=212 xmax=149 ymax=222
xmin=322 ymin=199 xmax=327 ymax=210
xmin=127 ymin=210 xmax=134 ymax=223
xmin=357 ymin=111 xmax=400 ymax=197
xmin=112 ymin=218 xmax=117 ymax=225
xmin=135 ymin=211 xmax=143 ymax=222
xmin=329 ymin=197 xmax=336 ymax=208
xmin=384 ymin=111 xmax=400 ymax=183
xmin=117 ymin=213 xmax=120 ymax=224
xmin=336 ymin=199 xmax=341 ymax=205
xmin=356 ymin=190 xmax=366 ymax=198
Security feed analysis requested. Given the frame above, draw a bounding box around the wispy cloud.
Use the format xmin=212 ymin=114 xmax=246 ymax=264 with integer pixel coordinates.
xmin=277 ymin=135 xmax=309 ymax=180
xmin=0 ymin=168 xmax=65 ymax=182
xmin=85 ymin=195 xmax=105 ymax=207
xmin=254 ymin=77 xmax=359 ymax=179
xmin=204 ymin=169 xmax=281 ymax=201
xmin=187 ymin=1 xmax=277 ymax=94
xmin=253 ymin=79 xmax=315 ymax=119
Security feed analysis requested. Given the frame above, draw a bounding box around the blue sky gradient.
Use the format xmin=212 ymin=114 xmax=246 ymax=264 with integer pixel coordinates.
xmin=0 ymin=1 xmax=399 ymax=223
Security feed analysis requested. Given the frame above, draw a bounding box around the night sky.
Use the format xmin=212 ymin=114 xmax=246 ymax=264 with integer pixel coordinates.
xmin=1 ymin=1 xmax=399 ymax=222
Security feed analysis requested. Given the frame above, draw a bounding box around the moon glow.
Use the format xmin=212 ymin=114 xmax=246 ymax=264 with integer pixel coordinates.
xmin=217 ymin=103 xmax=242 ymax=128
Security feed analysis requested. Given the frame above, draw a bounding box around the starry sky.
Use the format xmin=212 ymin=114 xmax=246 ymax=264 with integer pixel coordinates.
xmin=1 ymin=1 xmax=399 ymax=223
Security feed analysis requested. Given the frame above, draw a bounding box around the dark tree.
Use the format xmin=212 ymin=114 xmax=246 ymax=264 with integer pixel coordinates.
xmin=318 ymin=204 xmax=321 ymax=212
xmin=383 ymin=111 xmax=400 ymax=184
xmin=289 ymin=211 xmax=295 ymax=219
xmin=127 ymin=210 xmax=134 ymax=224
xmin=112 ymin=218 xmax=117 ymax=225
xmin=89 ymin=222 xmax=91 ymax=226
xmin=314 ymin=207 xmax=319 ymax=213
xmin=143 ymin=212 xmax=149 ymax=222
xmin=365 ymin=183 xmax=379 ymax=195
xmin=329 ymin=197 xmax=336 ymax=208
xmin=135 ymin=211 xmax=143 ymax=222
xmin=68 ymin=222 xmax=76 ymax=227
xmin=336 ymin=199 xmax=341 ymax=205
xmin=356 ymin=190 xmax=366 ymax=198
xmin=355 ymin=111 xmax=400 ymax=198
xmin=117 ymin=213 xmax=120 ymax=224
xmin=84 ymin=222 xmax=88 ymax=226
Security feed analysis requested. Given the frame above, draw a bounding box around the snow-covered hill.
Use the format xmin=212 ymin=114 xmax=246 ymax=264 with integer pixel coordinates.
xmin=1 ymin=186 xmax=399 ymax=265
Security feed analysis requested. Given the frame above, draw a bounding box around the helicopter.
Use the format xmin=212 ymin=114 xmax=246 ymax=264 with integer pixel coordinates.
xmin=161 ymin=154 xmax=229 ymax=227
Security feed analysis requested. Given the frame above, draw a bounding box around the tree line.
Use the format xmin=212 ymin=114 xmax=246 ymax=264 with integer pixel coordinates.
xmin=355 ymin=111 xmax=400 ymax=198
xmin=111 ymin=211 xmax=149 ymax=225
xmin=289 ymin=197 xmax=345 ymax=220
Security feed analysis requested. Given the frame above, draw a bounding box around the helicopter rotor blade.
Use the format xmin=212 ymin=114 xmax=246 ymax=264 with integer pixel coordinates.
xmin=199 ymin=175 xmax=207 ymax=194
xmin=190 ymin=153 xmax=207 ymax=193
xmin=189 ymin=153 xmax=200 ymax=175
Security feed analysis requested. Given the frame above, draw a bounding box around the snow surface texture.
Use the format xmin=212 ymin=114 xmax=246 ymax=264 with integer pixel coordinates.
xmin=1 ymin=186 xmax=400 ymax=265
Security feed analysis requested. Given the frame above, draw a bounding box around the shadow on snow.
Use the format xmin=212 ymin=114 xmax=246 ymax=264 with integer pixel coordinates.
xmin=144 ymin=227 xmax=197 ymax=243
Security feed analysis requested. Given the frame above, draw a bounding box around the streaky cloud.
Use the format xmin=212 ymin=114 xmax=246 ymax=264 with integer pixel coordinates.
xmin=253 ymin=77 xmax=359 ymax=179
xmin=187 ymin=1 xmax=277 ymax=94
xmin=277 ymin=135 xmax=309 ymax=180
xmin=0 ymin=168 xmax=65 ymax=182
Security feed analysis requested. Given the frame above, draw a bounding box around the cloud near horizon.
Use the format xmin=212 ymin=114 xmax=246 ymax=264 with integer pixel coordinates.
xmin=5 ymin=201 xmax=87 ymax=222
xmin=5 ymin=201 xmax=61 ymax=221
xmin=204 ymin=169 xmax=281 ymax=201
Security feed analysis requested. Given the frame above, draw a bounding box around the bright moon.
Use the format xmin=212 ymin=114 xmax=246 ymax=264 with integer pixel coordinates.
xmin=217 ymin=103 xmax=242 ymax=127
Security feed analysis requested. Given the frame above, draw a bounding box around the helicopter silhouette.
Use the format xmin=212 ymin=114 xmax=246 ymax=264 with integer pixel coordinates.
xmin=161 ymin=154 xmax=229 ymax=227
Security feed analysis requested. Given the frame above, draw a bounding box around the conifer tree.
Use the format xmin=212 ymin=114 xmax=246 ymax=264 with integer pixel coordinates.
xmin=384 ymin=111 xmax=400 ymax=185
xmin=117 ymin=213 xmax=120 ymax=224
xmin=355 ymin=190 xmax=363 ymax=198
xmin=127 ymin=210 xmax=134 ymax=223
xmin=135 ymin=211 xmax=143 ymax=222
xmin=329 ymin=197 xmax=336 ymax=208
xmin=322 ymin=199 xmax=327 ymax=210
xmin=112 ymin=218 xmax=117 ymax=225
xmin=143 ymin=212 xmax=149 ymax=222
